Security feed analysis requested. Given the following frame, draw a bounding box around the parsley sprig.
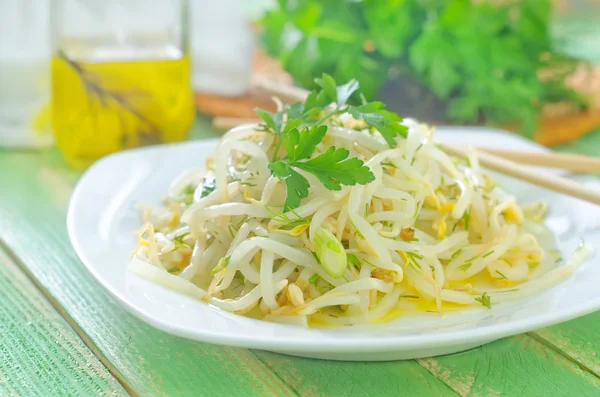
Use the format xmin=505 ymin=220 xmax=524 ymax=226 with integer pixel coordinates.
xmin=256 ymin=74 xmax=406 ymax=210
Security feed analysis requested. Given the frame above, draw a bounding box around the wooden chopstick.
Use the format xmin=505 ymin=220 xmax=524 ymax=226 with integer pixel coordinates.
xmin=474 ymin=148 xmax=600 ymax=174
xmin=253 ymin=77 xmax=313 ymax=104
xmin=444 ymin=146 xmax=600 ymax=205
xmin=242 ymin=80 xmax=600 ymax=205
xmin=212 ymin=116 xmax=260 ymax=130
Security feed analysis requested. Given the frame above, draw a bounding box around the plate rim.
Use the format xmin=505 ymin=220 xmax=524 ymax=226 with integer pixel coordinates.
xmin=67 ymin=130 xmax=600 ymax=353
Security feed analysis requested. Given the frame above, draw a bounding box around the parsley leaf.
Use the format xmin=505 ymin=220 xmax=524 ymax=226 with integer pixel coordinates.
xmin=258 ymin=75 xmax=380 ymax=210
xmin=269 ymin=143 xmax=375 ymax=211
xmin=315 ymin=73 xmax=360 ymax=106
xmin=283 ymin=125 xmax=328 ymax=162
xmin=268 ymin=161 xmax=311 ymax=211
xmin=285 ymin=101 xmax=305 ymax=119
xmin=291 ymin=146 xmax=375 ymax=191
xmin=255 ymin=108 xmax=283 ymax=135
xmin=349 ymin=103 xmax=408 ymax=147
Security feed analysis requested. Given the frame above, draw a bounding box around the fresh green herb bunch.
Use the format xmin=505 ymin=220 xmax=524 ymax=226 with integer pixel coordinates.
xmin=256 ymin=74 xmax=407 ymax=211
xmin=261 ymin=0 xmax=586 ymax=136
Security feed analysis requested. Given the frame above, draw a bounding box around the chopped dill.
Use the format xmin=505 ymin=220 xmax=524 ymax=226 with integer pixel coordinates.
xmin=452 ymin=208 xmax=471 ymax=232
xmin=400 ymin=294 xmax=419 ymax=299
xmin=463 ymin=208 xmax=472 ymax=230
xmin=309 ymin=274 xmax=320 ymax=284
xmin=405 ymin=251 xmax=422 ymax=271
xmin=168 ymin=232 xmax=190 ymax=252
xmin=266 ymin=205 xmax=310 ymax=231
xmin=458 ymin=262 xmax=472 ymax=271
xmin=233 ymin=215 xmax=249 ymax=230
xmin=495 ymin=270 xmax=508 ymax=280
xmin=451 ymin=248 xmax=464 ymax=260
xmin=413 ymin=200 xmax=421 ymax=219
xmin=228 ymin=224 xmax=236 ymax=238
xmin=475 ymin=292 xmax=491 ymax=309
xmin=406 ymin=251 xmax=423 ymax=260
xmin=482 ymin=250 xmax=494 ymax=258
xmin=173 ymin=232 xmax=189 ymax=244
xmin=167 ymin=268 xmax=180 ymax=274
xmin=278 ymin=218 xmax=311 ymax=231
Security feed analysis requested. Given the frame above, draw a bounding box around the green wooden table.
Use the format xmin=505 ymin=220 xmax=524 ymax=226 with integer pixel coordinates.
xmin=2 ymin=116 xmax=600 ymax=397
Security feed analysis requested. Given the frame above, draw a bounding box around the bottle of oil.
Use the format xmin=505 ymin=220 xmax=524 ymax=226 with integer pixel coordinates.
xmin=51 ymin=0 xmax=194 ymax=168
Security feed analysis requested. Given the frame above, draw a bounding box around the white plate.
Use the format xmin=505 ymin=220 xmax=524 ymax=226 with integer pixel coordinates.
xmin=68 ymin=127 xmax=600 ymax=361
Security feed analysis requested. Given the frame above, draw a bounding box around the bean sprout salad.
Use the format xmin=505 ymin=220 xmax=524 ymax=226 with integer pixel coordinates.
xmin=129 ymin=75 xmax=590 ymax=327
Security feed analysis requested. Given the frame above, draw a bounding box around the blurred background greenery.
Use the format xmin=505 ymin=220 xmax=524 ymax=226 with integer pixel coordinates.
xmin=253 ymin=0 xmax=600 ymax=145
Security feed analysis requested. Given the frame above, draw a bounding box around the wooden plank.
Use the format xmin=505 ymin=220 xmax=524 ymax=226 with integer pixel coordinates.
xmin=0 ymin=250 xmax=128 ymax=397
xmin=417 ymin=335 xmax=600 ymax=397
xmin=532 ymin=314 xmax=600 ymax=376
xmin=252 ymin=351 xmax=457 ymax=397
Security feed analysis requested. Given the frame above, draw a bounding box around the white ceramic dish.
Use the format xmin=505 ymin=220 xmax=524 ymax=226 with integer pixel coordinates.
xmin=68 ymin=127 xmax=600 ymax=361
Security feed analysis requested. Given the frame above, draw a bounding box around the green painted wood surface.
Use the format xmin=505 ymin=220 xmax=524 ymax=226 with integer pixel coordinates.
xmin=2 ymin=117 xmax=600 ymax=395
xmin=0 ymin=120 xmax=297 ymax=396
xmin=253 ymin=351 xmax=457 ymax=397
xmin=417 ymin=335 xmax=600 ymax=397
xmin=0 ymin=250 xmax=128 ymax=397
xmin=533 ymin=313 xmax=600 ymax=376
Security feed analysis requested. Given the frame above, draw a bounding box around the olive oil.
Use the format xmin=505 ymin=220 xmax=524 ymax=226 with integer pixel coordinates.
xmin=51 ymin=51 xmax=194 ymax=168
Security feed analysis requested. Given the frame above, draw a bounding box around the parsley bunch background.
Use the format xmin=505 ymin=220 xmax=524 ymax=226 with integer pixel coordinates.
xmin=261 ymin=0 xmax=587 ymax=136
